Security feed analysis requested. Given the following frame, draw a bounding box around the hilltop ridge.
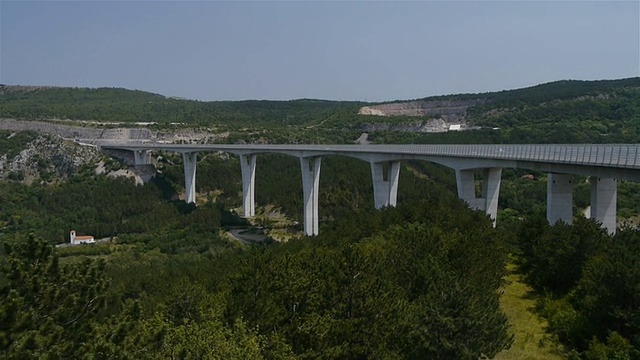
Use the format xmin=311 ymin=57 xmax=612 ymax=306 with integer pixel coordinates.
xmin=357 ymin=77 xmax=640 ymax=123
xmin=1 ymin=77 xmax=639 ymax=143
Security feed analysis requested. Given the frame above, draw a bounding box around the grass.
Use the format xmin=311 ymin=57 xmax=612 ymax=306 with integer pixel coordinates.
xmin=493 ymin=262 xmax=567 ymax=360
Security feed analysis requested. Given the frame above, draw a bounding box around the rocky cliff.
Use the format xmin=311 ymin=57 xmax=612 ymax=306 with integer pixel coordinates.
xmin=360 ymin=99 xmax=482 ymax=116
xmin=357 ymin=99 xmax=486 ymax=133
xmin=0 ymin=134 xmax=102 ymax=184
xmin=359 ymin=119 xmax=450 ymax=133
xmin=0 ymin=119 xmax=228 ymax=144
xmin=0 ymin=132 xmax=164 ymax=186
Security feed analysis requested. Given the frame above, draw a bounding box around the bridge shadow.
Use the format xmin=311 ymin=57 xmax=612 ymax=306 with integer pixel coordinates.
xmin=150 ymin=174 xmax=181 ymax=202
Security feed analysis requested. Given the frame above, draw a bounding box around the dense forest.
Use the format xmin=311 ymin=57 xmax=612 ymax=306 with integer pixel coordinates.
xmin=515 ymin=218 xmax=640 ymax=359
xmin=1 ymin=170 xmax=513 ymax=358
xmin=1 ymin=78 xmax=640 ymax=358
xmin=2 ymin=164 xmax=638 ymax=358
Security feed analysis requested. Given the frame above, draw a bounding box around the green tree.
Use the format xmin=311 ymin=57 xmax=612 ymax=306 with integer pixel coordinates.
xmin=0 ymin=235 xmax=108 ymax=358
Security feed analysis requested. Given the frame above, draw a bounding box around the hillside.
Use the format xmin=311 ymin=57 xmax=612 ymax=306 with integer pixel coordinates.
xmin=0 ymin=85 xmax=362 ymax=128
xmin=1 ymin=78 xmax=639 ymax=144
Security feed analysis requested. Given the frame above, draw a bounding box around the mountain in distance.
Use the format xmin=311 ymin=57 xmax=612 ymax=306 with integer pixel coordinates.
xmin=1 ymin=78 xmax=639 ymax=144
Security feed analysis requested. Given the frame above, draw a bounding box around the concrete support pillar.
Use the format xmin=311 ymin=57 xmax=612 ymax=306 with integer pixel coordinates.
xmin=455 ymin=168 xmax=502 ymax=227
xmin=133 ymin=150 xmax=150 ymax=165
xmin=182 ymin=152 xmax=198 ymax=204
xmin=300 ymin=156 xmax=322 ymax=236
xmin=240 ymin=154 xmax=257 ymax=217
xmin=370 ymin=161 xmax=401 ymax=209
xmin=547 ymin=173 xmax=573 ymax=225
xmin=482 ymin=168 xmax=502 ymax=226
xmin=455 ymin=169 xmax=484 ymax=210
xmin=590 ymin=177 xmax=617 ymax=234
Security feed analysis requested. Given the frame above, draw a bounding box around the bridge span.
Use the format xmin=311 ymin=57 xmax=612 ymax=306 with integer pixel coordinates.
xmin=99 ymin=143 xmax=640 ymax=235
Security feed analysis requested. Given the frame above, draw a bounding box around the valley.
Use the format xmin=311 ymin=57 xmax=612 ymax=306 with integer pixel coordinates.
xmin=1 ymin=78 xmax=639 ymax=359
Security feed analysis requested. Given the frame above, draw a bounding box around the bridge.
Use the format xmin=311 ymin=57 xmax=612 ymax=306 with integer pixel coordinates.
xmin=99 ymin=143 xmax=640 ymax=235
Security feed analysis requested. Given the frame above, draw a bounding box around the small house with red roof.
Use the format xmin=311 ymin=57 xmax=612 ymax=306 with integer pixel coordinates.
xmin=70 ymin=230 xmax=95 ymax=245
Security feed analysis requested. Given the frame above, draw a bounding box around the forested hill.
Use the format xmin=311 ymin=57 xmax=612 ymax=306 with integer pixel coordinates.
xmin=466 ymin=78 xmax=640 ymax=140
xmin=0 ymin=85 xmax=364 ymax=126
xmin=408 ymin=77 xmax=640 ymax=105
xmin=1 ymin=78 xmax=640 ymax=143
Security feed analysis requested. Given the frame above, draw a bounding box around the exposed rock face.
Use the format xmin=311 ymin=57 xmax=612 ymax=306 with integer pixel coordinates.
xmin=354 ymin=133 xmax=371 ymax=145
xmin=358 ymin=99 xmax=485 ymax=118
xmin=0 ymin=133 xmax=159 ymax=185
xmin=0 ymin=119 xmax=229 ymax=144
xmin=358 ymin=99 xmax=485 ymax=133
xmin=0 ymin=119 xmax=153 ymax=142
xmin=95 ymin=162 xmax=156 ymax=186
xmin=358 ymin=107 xmax=386 ymax=116
xmin=0 ymin=134 xmax=102 ymax=184
xmin=0 ymin=119 xmax=236 ymax=186
xmin=360 ymin=119 xmax=449 ymax=133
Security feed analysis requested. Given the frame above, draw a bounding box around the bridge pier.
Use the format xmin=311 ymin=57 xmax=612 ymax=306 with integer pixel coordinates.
xmin=240 ymin=154 xmax=257 ymax=217
xmin=370 ymin=160 xmax=400 ymax=209
xmin=183 ymin=152 xmax=198 ymax=204
xmin=99 ymin=143 xmax=640 ymax=236
xmin=590 ymin=177 xmax=617 ymax=234
xmin=547 ymin=173 xmax=574 ymax=225
xmin=455 ymin=168 xmax=502 ymax=227
xmin=301 ymin=156 xmax=322 ymax=236
xmin=133 ymin=150 xmax=150 ymax=165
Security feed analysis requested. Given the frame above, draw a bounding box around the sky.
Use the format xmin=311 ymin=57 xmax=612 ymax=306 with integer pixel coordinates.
xmin=1 ymin=1 xmax=639 ymax=102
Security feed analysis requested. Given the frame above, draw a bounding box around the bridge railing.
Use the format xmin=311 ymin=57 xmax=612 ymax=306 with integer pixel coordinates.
xmin=101 ymin=142 xmax=640 ymax=169
xmin=421 ymin=144 xmax=639 ymax=169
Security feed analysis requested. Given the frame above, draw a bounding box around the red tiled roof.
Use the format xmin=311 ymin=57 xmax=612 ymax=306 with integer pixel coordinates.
xmin=75 ymin=236 xmax=94 ymax=240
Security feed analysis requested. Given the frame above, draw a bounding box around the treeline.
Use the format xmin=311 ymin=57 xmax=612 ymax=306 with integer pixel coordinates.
xmin=2 ymin=79 xmax=639 ymax=146
xmin=1 ymin=197 xmax=512 ymax=359
xmin=473 ymin=78 xmax=640 ymax=111
xmin=516 ymin=217 xmax=640 ymax=359
xmin=0 ymin=87 xmax=363 ymax=128
xmin=381 ymin=78 xmax=640 ymax=106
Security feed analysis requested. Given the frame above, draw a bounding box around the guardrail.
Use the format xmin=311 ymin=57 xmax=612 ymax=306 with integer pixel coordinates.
xmin=407 ymin=144 xmax=639 ymax=168
xmin=99 ymin=143 xmax=640 ymax=169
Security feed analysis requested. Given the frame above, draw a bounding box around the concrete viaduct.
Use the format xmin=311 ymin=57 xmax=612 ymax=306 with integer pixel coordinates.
xmin=99 ymin=143 xmax=640 ymax=236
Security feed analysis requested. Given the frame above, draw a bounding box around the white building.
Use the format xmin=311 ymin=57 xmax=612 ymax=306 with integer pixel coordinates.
xmin=70 ymin=230 xmax=95 ymax=245
xmin=448 ymin=124 xmax=462 ymax=131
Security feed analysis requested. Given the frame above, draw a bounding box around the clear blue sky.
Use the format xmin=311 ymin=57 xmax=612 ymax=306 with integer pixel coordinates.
xmin=1 ymin=1 xmax=639 ymax=101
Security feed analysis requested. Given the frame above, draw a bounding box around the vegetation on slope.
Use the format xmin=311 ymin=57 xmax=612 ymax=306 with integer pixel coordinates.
xmin=515 ymin=217 xmax=640 ymax=359
xmin=0 ymin=86 xmax=363 ymax=128
xmin=2 ymin=78 xmax=639 ymax=145
xmin=1 ymin=197 xmax=513 ymax=358
xmin=0 ymin=131 xmax=38 ymax=158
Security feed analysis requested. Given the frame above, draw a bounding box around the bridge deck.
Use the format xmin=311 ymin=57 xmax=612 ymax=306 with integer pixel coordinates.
xmin=99 ymin=143 xmax=640 ymax=170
